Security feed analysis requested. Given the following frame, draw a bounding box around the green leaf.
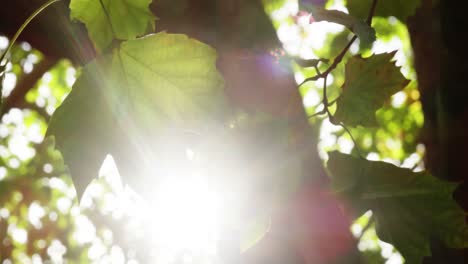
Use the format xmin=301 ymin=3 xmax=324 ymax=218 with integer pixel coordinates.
xmin=346 ymin=0 xmax=422 ymax=22
xmin=115 ymin=33 xmax=225 ymax=126
xmin=333 ymin=52 xmax=409 ymax=127
xmin=327 ymin=152 xmax=468 ymax=263
xmin=46 ymin=60 xmax=117 ymax=197
xmin=69 ymin=0 xmax=155 ymax=52
xmin=301 ymin=4 xmax=376 ymax=48
xmin=47 ymin=32 xmax=225 ymax=199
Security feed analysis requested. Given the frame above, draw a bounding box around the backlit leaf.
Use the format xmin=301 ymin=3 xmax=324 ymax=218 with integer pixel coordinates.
xmin=47 ymin=32 xmax=225 ymax=198
xmin=334 ymin=52 xmax=409 ymax=127
xmin=327 ymin=152 xmax=468 ymax=263
xmin=69 ymin=0 xmax=155 ymax=52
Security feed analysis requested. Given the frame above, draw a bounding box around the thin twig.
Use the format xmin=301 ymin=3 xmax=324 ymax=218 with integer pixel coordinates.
xmin=301 ymin=0 xmax=378 ymax=156
xmin=298 ymin=0 xmax=378 ymax=89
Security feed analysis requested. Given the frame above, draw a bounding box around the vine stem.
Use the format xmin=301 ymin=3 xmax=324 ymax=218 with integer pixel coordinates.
xmin=299 ymin=0 xmax=378 ymax=88
xmin=302 ymin=0 xmax=378 ymax=156
xmin=0 ymin=0 xmax=63 ymax=65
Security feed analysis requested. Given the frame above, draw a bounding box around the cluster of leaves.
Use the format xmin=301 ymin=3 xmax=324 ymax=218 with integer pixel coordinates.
xmin=291 ymin=0 xmax=468 ymax=262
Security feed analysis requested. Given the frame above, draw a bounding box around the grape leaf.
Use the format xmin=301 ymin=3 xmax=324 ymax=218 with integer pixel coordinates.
xmin=115 ymin=33 xmax=225 ymax=127
xmin=327 ymin=152 xmax=468 ymax=263
xmin=69 ymin=0 xmax=155 ymax=52
xmin=333 ymin=52 xmax=409 ymax=127
xmin=46 ymin=59 xmax=118 ymax=197
xmin=300 ymin=4 xmax=376 ymax=49
xmin=346 ymin=0 xmax=422 ymax=22
xmin=47 ymin=32 xmax=225 ymax=199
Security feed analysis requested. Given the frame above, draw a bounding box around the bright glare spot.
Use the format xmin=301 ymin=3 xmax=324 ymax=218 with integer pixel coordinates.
xmin=0 ymin=167 xmax=7 ymax=180
xmin=316 ymin=74 xmax=334 ymax=88
xmin=66 ymin=67 xmax=77 ymax=87
xmin=32 ymin=254 xmax=42 ymax=264
xmin=351 ymin=223 xmax=363 ymax=237
xmin=43 ymin=163 xmax=53 ymax=174
xmin=36 ymin=97 xmax=46 ymax=108
xmin=0 ymin=208 xmax=10 ymax=218
xmin=294 ymin=72 xmax=305 ymax=84
xmin=88 ymin=239 xmax=107 ymax=260
xmin=5 ymin=108 xmax=23 ymax=124
xmin=337 ymin=136 xmax=354 ymax=154
xmin=382 ymin=158 xmax=399 ymax=166
xmin=386 ymin=252 xmax=404 ymax=264
xmin=23 ymin=62 xmax=33 ymax=73
xmin=27 ymin=53 xmax=40 ymax=64
xmin=28 ymin=202 xmax=46 ymax=229
xmin=8 ymin=135 xmax=35 ymax=161
xmin=366 ymin=152 xmax=380 ymax=161
xmin=110 ymin=245 xmax=126 ymax=264
xmin=57 ymin=197 xmax=72 ymax=213
xmin=401 ymin=153 xmax=421 ymax=169
xmin=10 ymin=225 xmax=28 ymax=244
xmin=26 ymin=123 xmax=44 ymax=143
xmin=21 ymin=42 xmax=32 ymax=51
xmin=277 ymin=24 xmax=302 ymax=55
xmin=385 ymin=138 xmax=401 ymax=151
xmin=8 ymin=158 xmax=20 ymax=168
xmin=99 ymin=155 xmax=123 ymax=193
xmin=150 ymin=176 xmax=219 ymax=257
xmin=0 ymin=146 xmax=8 ymax=158
xmin=350 ymin=40 xmax=360 ymax=54
xmin=38 ymin=84 xmax=51 ymax=97
xmin=2 ymin=73 xmax=17 ymax=96
xmin=0 ymin=124 xmax=8 ymax=138
xmin=42 ymin=72 xmax=53 ymax=83
xmin=318 ymin=118 xmax=342 ymax=159
xmin=271 ymin=0 xmax=297 ymax=20
xmin=303 ymin=90 xmax=320 ymax=107
xmin=284 ymin=0 xmax=298 ymax=15
xmin=297 ymin=14 xmax=312 ymax=27
xmin=391 ymin=91 xmax=407 ymax=108
xmin=186 ymin=148 xmax=195 ymax=160
xmin=305 ymin=21 xmax=345 ymax=51
xmin=379 ymin=240 xmax=395 ymax=259
xmin=49 ymin=211 xmax=58 ymax=221
xmin=47 ymin=240 xmax=67 ymax=262
xmin=47 ymin=177 xmax=67 ymax=192
xmin=0 ymin=36 xmax=8 ymax=50
xmin=73 ymin=215 xmax=96 ymax=244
